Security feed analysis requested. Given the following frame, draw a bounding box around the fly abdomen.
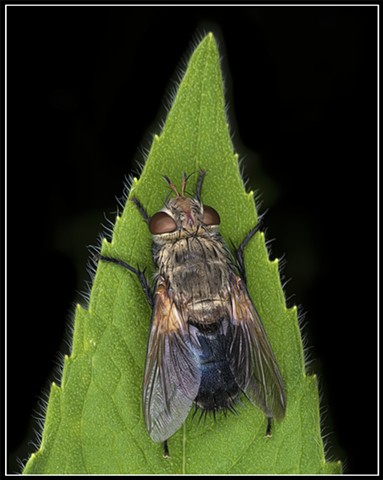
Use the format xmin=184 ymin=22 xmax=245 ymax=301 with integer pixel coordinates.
xmin=193 ymin=329 xmax=240 ymax=412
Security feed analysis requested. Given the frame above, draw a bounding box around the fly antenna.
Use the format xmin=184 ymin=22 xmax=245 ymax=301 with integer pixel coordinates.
xmin=181 ymin=171 xmax=196 ymax=196
xmin=163 ymin=175 xmax=179 ymax=197
xmin=181 ymin=172 xmax=188 ymax=196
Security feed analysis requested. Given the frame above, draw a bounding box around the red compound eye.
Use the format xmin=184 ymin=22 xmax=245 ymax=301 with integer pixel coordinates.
xmin=149 ymin=211 xmax=177 ymax=234
xmin=202 ymin=205 xmax=220 ymax=226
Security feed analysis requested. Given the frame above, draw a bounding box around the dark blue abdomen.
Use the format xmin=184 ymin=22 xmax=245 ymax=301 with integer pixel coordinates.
xmin=193 ymin=330 xmax=240 ymax=411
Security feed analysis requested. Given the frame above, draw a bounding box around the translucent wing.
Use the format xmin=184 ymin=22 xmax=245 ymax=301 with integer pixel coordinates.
xmin=228 ymin=274 xmax=286 ymax=420
xmin=142 ymin=280 xmax=201 ymax=442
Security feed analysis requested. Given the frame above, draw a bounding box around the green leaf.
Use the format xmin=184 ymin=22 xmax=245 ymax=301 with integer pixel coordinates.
xmin=23 ymin=33 xmax=341 ymax=474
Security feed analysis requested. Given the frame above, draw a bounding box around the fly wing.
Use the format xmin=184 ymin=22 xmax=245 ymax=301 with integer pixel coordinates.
xmin=143 ymin=280 xmax=201 ymax=443
xmin=228 ymin=274 xmax=286 ymax=420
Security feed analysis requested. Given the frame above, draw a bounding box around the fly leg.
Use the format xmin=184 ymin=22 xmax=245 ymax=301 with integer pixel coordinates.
xmin=235 ymin=208 xmax=269 ymax=283
xmin=235 ymin=223 xmax=261 ymax=284
xmin=98 ymin=255 xmax=153 ymax=309
xmin=163 ymin=440 xmax=170 ymax=458
xmin=130 ymin=197 xmax=151 ymax=224
xmin=265 ymin=416 xmax=272 ymax=437
xmin=98 ymin=196 xmax=153 ymax=305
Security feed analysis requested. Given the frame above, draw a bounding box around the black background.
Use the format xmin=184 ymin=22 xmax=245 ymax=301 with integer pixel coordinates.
xmin=6 ymin=4 xmax=377 ymax=474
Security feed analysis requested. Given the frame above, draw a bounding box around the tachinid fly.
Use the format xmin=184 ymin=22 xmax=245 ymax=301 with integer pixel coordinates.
xmin=99 ymin=171 xmax=286 ymax=456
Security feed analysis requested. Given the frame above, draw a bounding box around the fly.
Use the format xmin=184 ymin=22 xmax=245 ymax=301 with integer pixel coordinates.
xmin=99 ymin=171 xmax=286 ymax=457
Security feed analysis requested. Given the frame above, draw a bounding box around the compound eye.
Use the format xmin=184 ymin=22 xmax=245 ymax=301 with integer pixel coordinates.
xmin=149 ymin=211 xmax=177 ymax=234
xmin=202 ymin=205 xmax=220 ymax=226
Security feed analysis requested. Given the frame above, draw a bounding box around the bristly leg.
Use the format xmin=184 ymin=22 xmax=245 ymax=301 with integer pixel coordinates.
xmin=235 ymin=225 xmax=260 ymax=283
xmin=98 ymin=255 xmax=153 ymax=308
xmin=163 ymin=440 xmax=170 ymax=458
xmin=235 ymin=209 xmax=269 ymax=281
xmin=265 ymin=416 xmax=272 ymax=437
xmin=130 ymin=197 xmax=151 ymax=224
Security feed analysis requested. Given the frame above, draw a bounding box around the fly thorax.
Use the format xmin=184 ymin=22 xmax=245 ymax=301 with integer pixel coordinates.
xmin=155 ymin=235 xmax=231 ymax=325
